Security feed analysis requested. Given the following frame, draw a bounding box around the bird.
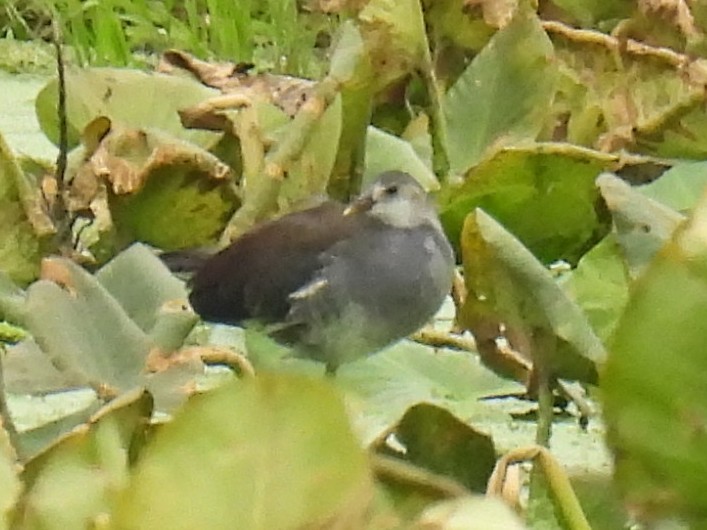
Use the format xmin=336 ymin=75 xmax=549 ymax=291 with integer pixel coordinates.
xmin=181 ymin=170 xmax=455 ymax=374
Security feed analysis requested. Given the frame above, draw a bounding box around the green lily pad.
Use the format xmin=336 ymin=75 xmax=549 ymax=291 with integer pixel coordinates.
xmin=440 ymin=143 xmax=612 ymax=264
xmin=11 ymin=246 xmax=201 ymax=413
xmin=0 ymin=396 xmax=20 ymax=530
xmin=2 ymin=339 xmax=87 ymax=395
xmin=459 ymin=209 xmax=605 ymax=383
xmin=603 ymin=189 xmax=707 ymax=525
xmin=113 ymin=375 xmax=373 ymax=529
xmin=444 ymin=7 xmax=557 ymax=174
xmin=95 ymin=243 xmax=195 ymax=349
xmin=364 ymin=126 xmax=439 ymax=190
xmin=338 ymin=340 xmax=520 ymax=444
xmin=35 ymin=68 xmax=220 ymax=150
xmin=0 ymin=131 xmax=54 ymax=285
xmin=16 ymin=390 xmax=152 ymax=529
xmin=638 ymin=160 xmax=707 ymax=213
xmin=24 ymin=258 xmax=150 ymax=393
xmin=597 ymin=172 xmax=685 ymax=277
xmin=358 ymin=0 xmax=429 ymax=90
xmin=549 ymin=22 xmax=707 ymax=158
xmin=93 ymin=130 xmax=238 ymax=251
xmin=279 ymin=95 xmax=343 ymax=210
xmin=14 ymin=400 xmax=102 ymax=462
xmin=424 ymin=0 xmax=499 ymax=53
xmin=562 ymin=235 xmax=630 ymax=341
xmin=0 ymin=270 xmax=25 ymax=324
xmin=374 ymin=403 xmax=496 ymax=494
xmin=550 ymin=0 xmax=633 ymax=25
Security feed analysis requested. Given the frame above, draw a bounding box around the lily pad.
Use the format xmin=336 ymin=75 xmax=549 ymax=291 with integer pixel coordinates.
xmin=364 ymin=126 xmax=439 ymax=190
xmin=113 ymin=375 xmax=374 ymax=529
xmin=440 ymin=143 xmax=613 ymax=264
xmin=0 ymin=394 xmax=20 ymax=530
xmin=603 ymin=189 xmax=707 ymax=525
xmin=96 ymin=244 xmax=188 ymax=329
xmin=338 ymin=340 xmax=520 ymax=444
xmin=35 ymin=68 xmax=221 ymax=150
xmin=562 ymin=235 xmax=630 ymax=341
xmin=358 ymin=0 xmax=430 ymax=90
xmin=459 ymin=209 xmax=605 ymax=383
xmin=64 ymin=120 xmax=238 ymax=252
xmin=0 ymin=131 xmax=54 ymax=285
xmin=14 ymin=400 xmax=102 ymax=462
xmin=2 ymin=339 xmax=86 ymax=395
xmin=24 ymin=258 xmax=151 ymax=394
xmin=16 ymin=390 xmax=152 ymax=529
xmin=597 ymin=172 xmax=685 ymax=278
xmin=7 ymin=245 xmax=201 ymax=416
xmin=424 ymin=0 xmax=503 ymax=53
xmin=0 ymin=270 xmax=25 ymax=324
xmin=638 ymin=160 xmax=707 ymax=213
xmin=374 ymin=403 xmax=496 ymax=494
xmin=549 ymin=0 xmax=633 ymax=26
xmin=548 ymin=22 xmax=707 ymax=157
xmin=279 ymin=95 xmax=343 ymax=210
xmin=444 ymin=7 xmax=557 ymax=174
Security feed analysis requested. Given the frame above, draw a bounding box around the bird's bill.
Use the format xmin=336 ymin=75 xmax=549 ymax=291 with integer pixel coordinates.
xmin=343 ymin=195 xmax=374 ymax=216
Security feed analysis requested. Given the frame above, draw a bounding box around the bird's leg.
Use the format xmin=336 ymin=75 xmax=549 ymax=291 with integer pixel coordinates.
xmin=324 ymin=362 xmax=338 ymax=377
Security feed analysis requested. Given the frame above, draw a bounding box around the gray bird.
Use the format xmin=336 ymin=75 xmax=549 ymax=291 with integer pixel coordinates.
xmin=186 ymin=170 xmax=454 ymax=374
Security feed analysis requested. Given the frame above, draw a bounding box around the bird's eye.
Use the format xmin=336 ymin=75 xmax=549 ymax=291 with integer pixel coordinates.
xmin=385 ymin=185 xmax=399 ymax=195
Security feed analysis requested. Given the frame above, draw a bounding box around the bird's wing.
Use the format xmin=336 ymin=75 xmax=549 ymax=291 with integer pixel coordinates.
xmin=188 ymin=201 xmax=358 ymax=324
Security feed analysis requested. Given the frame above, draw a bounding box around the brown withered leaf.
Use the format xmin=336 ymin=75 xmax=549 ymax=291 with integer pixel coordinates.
xmin=0 ymin=132 xmax=56 ymax=284
xmin=67 ymin=119 xmax=231 ymax=205
xmin=158 ymin=49 xmax=253 ymax=87
xmin=638 ymin=0 xmax=700 ymax=41
xmin=159 ymin=49 xmax=315 ymax=120
xmin=546 ymin=20 xmax=707 ymax=157
xmin=145 ymin=344 xmax=205 ymax=373
xmin=64 ymin=118 xmax=238 ymax=251
xmin=464 ymin=0 xmax=517 ymax=29
xmin=178 ymin=93 xmax=254 ymax=131
xmin=39 ymin=257 xmax=78 ymax=296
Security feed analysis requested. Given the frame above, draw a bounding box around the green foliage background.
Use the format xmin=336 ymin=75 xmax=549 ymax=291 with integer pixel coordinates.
xmin=2 ymin=0 xmax=707 ymax=528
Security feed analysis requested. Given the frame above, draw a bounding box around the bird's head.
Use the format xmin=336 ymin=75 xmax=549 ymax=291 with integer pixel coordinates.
xmin=343 ymin=171 xmax=439 ymax=228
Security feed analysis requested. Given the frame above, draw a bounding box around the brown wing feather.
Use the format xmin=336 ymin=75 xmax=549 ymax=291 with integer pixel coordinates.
xmin=189 ymin=201 xmax=358 ymax=324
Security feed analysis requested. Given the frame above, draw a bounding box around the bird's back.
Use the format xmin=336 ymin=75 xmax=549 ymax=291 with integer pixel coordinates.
xmin=188 ymin=201 xmax=358 ymax=324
